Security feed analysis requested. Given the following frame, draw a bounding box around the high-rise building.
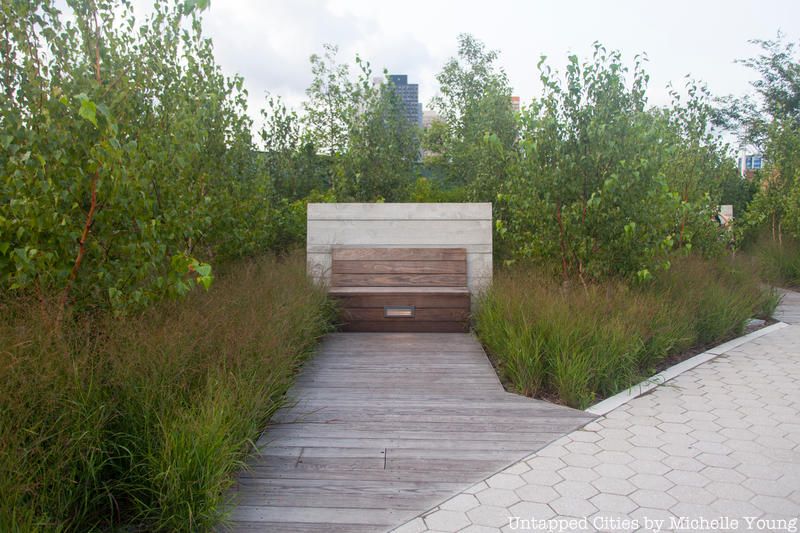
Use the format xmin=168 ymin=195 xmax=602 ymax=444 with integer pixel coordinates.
xmin=511 ymin=96 xmax=521 ymax=113
xmin=385 ymin=74 xmax=422 ymax=127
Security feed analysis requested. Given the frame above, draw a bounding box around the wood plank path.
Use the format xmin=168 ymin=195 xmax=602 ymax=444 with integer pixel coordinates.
xmin=226 ymin=332 xmax=594 ymax=532
xmin=777 ymin=288 xmax=800 ymax=324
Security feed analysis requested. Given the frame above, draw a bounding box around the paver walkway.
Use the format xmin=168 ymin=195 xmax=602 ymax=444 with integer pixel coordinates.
xmin=393 ymin=293 xmax=800 ymax=533
xmin=228 ymin=333 xmax=593 ymax=532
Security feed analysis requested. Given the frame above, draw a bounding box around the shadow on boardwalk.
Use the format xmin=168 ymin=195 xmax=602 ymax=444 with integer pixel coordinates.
xmin=226 ymin=332 xmax=593 ymax=532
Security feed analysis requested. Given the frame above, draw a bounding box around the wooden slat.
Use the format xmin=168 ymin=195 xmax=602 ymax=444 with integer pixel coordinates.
xmin=340 ymin=308 xmax=469 ymax=322
xmin=328 ymin=286 xmax=469 ymax=294
xmin=332 ymin=247 xmax=466 ymax=261
xmin=332 ymin=273 xmax=467 ymax=287
xmin=332 ymin=295 xmax=469 ymax=311
xmin=340 ymin=321 xmax=469 ymax=333
xmin=334 ymin=260 xmax=466 ymax=275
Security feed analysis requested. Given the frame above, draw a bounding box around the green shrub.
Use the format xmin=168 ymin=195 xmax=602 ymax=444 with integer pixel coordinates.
xmin=476 ymin=256 xmax=775 ymax=409
xmin=0 ymin=253 xmax=333 ymax=531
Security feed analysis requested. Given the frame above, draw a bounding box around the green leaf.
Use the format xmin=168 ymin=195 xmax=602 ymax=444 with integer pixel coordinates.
xmin=198 ymin=275 xmax=212 ymax=290
xmin=78 ymin=98 xmax=98 ymax=127
xmin=194 ymin=263 xmax=211 ymax=277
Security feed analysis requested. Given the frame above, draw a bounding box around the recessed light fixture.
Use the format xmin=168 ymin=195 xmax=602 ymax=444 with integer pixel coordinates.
xmin=384 ymin=306 xmax=415 ymax=318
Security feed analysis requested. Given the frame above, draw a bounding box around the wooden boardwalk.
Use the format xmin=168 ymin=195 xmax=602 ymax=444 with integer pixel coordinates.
xmin=227 ymin=333 xmax=593 ymax=532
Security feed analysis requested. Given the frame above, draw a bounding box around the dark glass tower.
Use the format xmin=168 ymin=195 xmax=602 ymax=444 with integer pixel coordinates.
xmin=387 ymin=74 xmax=422 ymax=127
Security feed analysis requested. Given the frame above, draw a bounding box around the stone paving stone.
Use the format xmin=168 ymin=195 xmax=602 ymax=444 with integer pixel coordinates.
xmin=393 ymin=517 xmax=427 ymax=533
xmin=550 ymin=495 xmax=598 ymax=517
xmin=508 ymin=500 xmax=555 ymax=519
xmin=475 ymin=488 xmax=520 ymax=508
xmin=514 ymin=484 xmax=558 ymax=504
xmin=554 ymin=480 xmax=598 ymax=500
xmin=439 ymin=494 xmax=480 ymax=512
xmin=590 ymin=476 xmax=636 ymax=495
xmin=466 ymin=505 xmax=511 ymax=528
xmin=423 ymin=509 xmax=471 ymax=531
xmin=460 ymin=525 xmax=501 ymax=533
xmin=392 ymin=321 xmax=800 ymax=533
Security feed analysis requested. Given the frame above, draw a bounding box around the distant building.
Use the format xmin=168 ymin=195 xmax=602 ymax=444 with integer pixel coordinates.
xmin=422 ymin=110 xmax=443 ymax=129
xmin=736 ymin=147 xmax=764 ymax=176
xmin=511 ymin=96 xmax=521 ymax=113
xmin=377 ymin=74 xmax=422 ymax=128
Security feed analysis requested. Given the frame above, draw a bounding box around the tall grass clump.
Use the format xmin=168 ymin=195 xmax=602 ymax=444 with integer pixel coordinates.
xmin=0 ymin=253 xmax=333 ymax=531
xmin=476 ymin=256 xmax=776 ymax=409
xmin=751 ymin=236 xmax=800 ymax=288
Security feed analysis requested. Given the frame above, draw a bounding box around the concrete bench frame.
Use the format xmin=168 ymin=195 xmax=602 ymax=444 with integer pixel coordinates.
xmin=307 ymin=203 xmax=492 ymax=332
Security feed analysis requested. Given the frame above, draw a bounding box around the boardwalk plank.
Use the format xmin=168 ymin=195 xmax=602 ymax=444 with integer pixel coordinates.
xmin=228 ymin=332 xmax=594 ymax=531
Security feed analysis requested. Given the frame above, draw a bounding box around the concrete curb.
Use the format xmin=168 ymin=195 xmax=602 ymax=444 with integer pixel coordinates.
xmin=586 ymin=321 xmax=790 ymax=416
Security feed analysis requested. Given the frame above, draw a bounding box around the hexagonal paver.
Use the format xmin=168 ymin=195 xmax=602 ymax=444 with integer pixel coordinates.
xmin=440 ymin=494 xmax=480 ymax=512
xmin=476 ymin=488 xmax=520 ymax=507
xmin=520 ymin=469 xmax=562 ymax=486
xmin=597 ymin=438 xmax=632 ymax=452
xmin=592 ymin=462 xmax=635 ymax=479
xmin=525 ymin=456 xmax=566 ymax=472
xmin=423 ymin=509 xmax=471 ymax=531
xmin=696 ymin=452 xmax=740 ymax=468
xmin=515 ymin=484 xmax=558 ymax=504
xmin=735 ymin=462 xmax=783 ymax=480
xmin=590 ymin=476 xmax=636 ymax=496
xmin=486 ymin=473 xmax=525 ymax=490
xmin=629 ymin=506 xmax=677 ymax=527
xmin=466 ymin=505 xmax=511 ymax=528
xmin=710 ymin=498 xmax=764 ymax=519
xmin=628 ymin=459 xmax=670 ymax=476
xmin=565 ymin=441 xmax=600 ymax=455
xmin=630 ymin=473 xmax=674 ymax=491
xmin=570 ymin=430 xmax=602 ymax=443
xmin=554 ymin=480 xmax=598 ymax=499
xmin=662 ymin=455 xmax=704 ymax=472
xmin=704 ymin=481 xmax=755 ymax=501
xmin=743 ymin=476 xmax=796 ymax=497
xmin=659 ymin=442 xmax=700 ymax=457
xmin=667 ymin=485 xmax=715 ymax=505
xmin=508 ymin=501 xmax=555 ymax=520
xmin=392 ymin=517 xmax=426 ymax=533
xmin=464 ymin=481 xmax=488 ymax=494
xmin=630 ymin=489 xmax=677 ymax=509
xmin=751 ymin=495 xmax=800 ymax=515
xmin=665 ymin=469 xmax=709 ymax=488
xmin=558 ymin=466 xmax=599 ymax=482
xmin=503 ymin=462 xmax=530 ymax=476
xmin=701 ymin=466 xmax=746 ymax=484
xmin=461 ymin=525 xmax=501 ymax=533
xmin=549 ymin=496 xmax=597 ymax=518
xmin=589 ymin=493 xmax=637 ymax=514
xmin=595 ymin=451 xmax=634 ymax=465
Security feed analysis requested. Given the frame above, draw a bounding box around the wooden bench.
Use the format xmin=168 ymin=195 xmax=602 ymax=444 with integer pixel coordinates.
xmin=328 ymin=247 xmax=470 ymax=332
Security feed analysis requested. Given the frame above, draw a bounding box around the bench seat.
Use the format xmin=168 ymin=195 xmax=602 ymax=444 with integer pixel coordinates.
xmin=329 ymin=248 xmax=470 ymax=332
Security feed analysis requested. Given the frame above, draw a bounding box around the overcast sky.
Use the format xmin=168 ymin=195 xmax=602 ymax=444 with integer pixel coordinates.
xmin=118 ymin=0 xmax=800 ymax=122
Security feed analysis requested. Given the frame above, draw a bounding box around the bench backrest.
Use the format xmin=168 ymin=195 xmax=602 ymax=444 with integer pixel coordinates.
xmin=331 ymin=247 xmax=467 ymax=288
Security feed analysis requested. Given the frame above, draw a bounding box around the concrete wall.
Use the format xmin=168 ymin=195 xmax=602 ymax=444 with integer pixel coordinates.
xmin=307 ymin=203 xmax=492 ymax=296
